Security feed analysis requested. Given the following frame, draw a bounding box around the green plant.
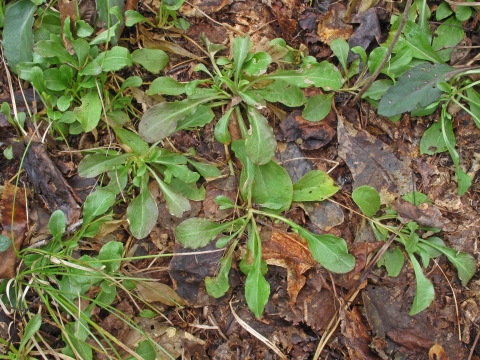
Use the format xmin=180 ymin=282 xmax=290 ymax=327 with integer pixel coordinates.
xmin=125 ymin=0 xmax=190 ymax=30
xmin=351 ymin=185 xmax=476 ymax=315
xmin=77 ymin=127 xmax=221 ymax=238
xmin=0 ymin=210 xmax=174 ymax=359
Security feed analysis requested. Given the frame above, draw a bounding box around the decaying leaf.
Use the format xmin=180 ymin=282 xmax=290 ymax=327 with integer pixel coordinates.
xmin=136 ymin=281 xmax=186 ymax=306
xmin=340 ymin=306 xmax=377 ymax=359
xmin=262 ymin=230 xmax=317 ymax=306
xmin=347 ymin=9 xmax=381 ymax=63
xmin=337 ymin=117 xmax=412 ymax=204
xmin=0 ymin=183 xmax=28 ymax=279
xmin=392 ymin=198 xmax=448 ymax=229
xmin=317 ymin=4 xmax=353 ymax=45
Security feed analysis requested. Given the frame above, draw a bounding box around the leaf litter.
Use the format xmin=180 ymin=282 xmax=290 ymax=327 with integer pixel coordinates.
xmin=1 ymin=0 xmax=479 ymax=358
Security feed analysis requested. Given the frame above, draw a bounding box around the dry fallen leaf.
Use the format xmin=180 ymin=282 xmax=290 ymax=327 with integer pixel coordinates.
xmin=136 ymin=281 xmax=186 ymax=306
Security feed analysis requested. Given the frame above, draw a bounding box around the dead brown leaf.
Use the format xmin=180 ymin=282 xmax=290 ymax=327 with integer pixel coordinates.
xmin=317 ymin=4 xmax=353 ymax=45
xmin=428 ymin=343 xmax=449 ymax=360
xmin=340 ymin=306 xmax=377 ymax=359
xmin=337 ymin=116 xmax=412 ymax=204
xmin=392 ymin=198 xmax=448 ymax=229
xmin=280 ymin=110 xmax=336 ymax=150
xmin=347 ymin=9 xmax=381 ymax=63
xmin=0 ymin=183 xmax=28 ymax=279
xmin=136 ymin=281 xmax=186 ymax=306
xmin=262 ymin=230 xmax=317 ymax=306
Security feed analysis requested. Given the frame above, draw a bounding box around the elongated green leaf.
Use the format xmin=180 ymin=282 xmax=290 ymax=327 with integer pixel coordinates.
xmin=125 ymin=10 xmax=147 ymax=26
xmin=187 ymin=160 xmax=222 ymax=179
xmin=127 ymin=189 xmax=158 ymax=239
xmin=205 ymin=255 xmax=233 ymax=298
xmin=298 ymin=228 xmax=355 ymax=273
xmin=252 ymin=160 xmax=293 ymax=211
xmin=74 ymin=91 xmax=102 ymax=132
xmin=214 ymin=107 xmax=234 ymax=145
xmin=78 ymin=153 xmax=131 ymax=178
xmin=157 ymin=178 xmax=191 ymax=218
xmin=466 ymin=87 xmax=480 ymax=128
xmin=176 ymin=105 xmax=215 ymax=130
xmin=418 ymin=240 xmax=476 ymax=286
xmin=132 ymin=48 xmax=169 ymax=74
xmin=139 ymin=96 xmax=219 ymax=143
xmin=176 ymin=218 xmax=235 ymax=249
xmin=402 ymin=21 xmax=443 ymax=63
xmin=83 ymin=188 xmax=116 ymax=224
xmin=245 ymin=107 xmax=277 ymax=165
xmin=293 ymin=170 xmax=339 ymax=202
xmin=352 ymin=185 xmax=381 ymax=217
xmin=30 ymin=66 xmax=46 ymax=93
xmin=362 ymin=79 xmax=393 ymax=101
xmin=368 ymin=47 xmax=389 ymax=74
xmin=378 ymin=63 xmax=455 ymax=117
xmin=49 ymin=210 xmax=66 ymax=241
xmin=233 ymin=35 xmax=251 ymax=83
xmin=147 ymin=77 xmax=186 ymax=96
xmin=255 ymin=80 xmax=306 ymax=107
xmin=168 ymin=178 xmax=206 ymax=201
xmin=44 ymin=68 xmax=69 ymax=91
xmin=98 ymin=46 xmax=132 ymax=72
xmin=330 ymin=38 xmax=349 ymax=72
xmin=245 ymin=264 xmax=270 ymax=318
xmin=408 ymin=253 xmax=435 ymax=315
xmin=243 ymin=52 xmax=271 ymax=76
xmin=19 ymin=314 xmax=42 ymax=351
xmin=34 ymin=40 xmax=76 ymax=64
xmin=302 ymin=93 xmax=333 ymax=122
xmin=114 ymin=128 xmax=149 ymax=155
xmin=3 ymin=0 xmax=36 ymax=71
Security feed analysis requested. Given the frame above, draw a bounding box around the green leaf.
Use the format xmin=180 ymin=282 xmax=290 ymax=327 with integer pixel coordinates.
xmin=139 ymin=309 xmax=157 ymax=319
xmin=176 ymin=105 xmax=215 ymax=130
xmin=420 ymin=120 xmax=454 ymax=155
xmin=157 ymin=178 xmax=191 ymax=218
xmin=74 ymin=91 xmax=102 ymax=132
xmin=127 ymin=189 xmax=158 ymax=239
xmin=115 ymin=128 xmax=149 ymax=155
xmin=176 ymin=218 xmax=235 ymax=249
xmin=78 ymin=153 xmax=131 ymax=178
xmin=187 ymin=159 xmax=222 ymax=179
xmin=251 ymin=160 xmax=293 ymax=211
xmin=30 ymin=66 xmax=46 ymax=93
xmin=125 ymin=10 xmax=147 ymax=26
xmin=44 ymin=68 xmax=69 ymax=91
xmin=243 ymin=52 xmax=272 ymax=76
xmin=147 ymin=77 xmax=186 ymax=96
xmin=402 ymin=191 xmax=430 ymax=205
xmin=432 ymin=17 xmax=464 ymax=62
xmin=34 ymin=40 xmax=76 ymax=64
xmin=293 ymin=170 xmax=339 ymax=202
xmin=132 ymin=340 xmax=156 ymax=360
xmin=83 ymin=188 xmax=116 ymax=224
xmin=302 ymin=93 xmax=333 ymax=122
xmin=139 ymin=96 xmax=219 ymax=143
xmin=3 ymin=0 xmax=36 ymax=71
xmin=49 ymin=209 xmax=66 ymax=241
xmin=402 ymin=20 xmax=444 ymax=63
xmin=90 ymin=21 xmax=120 ymax=45
xmin=297 ymin=228 xmax=355 ymax=273
xmin=436 ymin=2 xmax=453 ymax=20
xmin=76 ymin=20 xmax=94 ymax=37
xmin=362 ymin=80 xmax=393 ymax=101
xmin=168 ymin=178 xmax=205 ymax=201
xmin=98 ymin=46 xmax=132 ymax=72
xmin=245 ymin=107 xmax=277 ymax=165
xmin=466 ymin=87 xmax=480 ymax=127
xmin=214 ymin=195 xmax=235 ymax=210
xmin=0 ymin=235 xmax=11 ymax=252
xmin=233 ymin=35 xmax=251 ymax=83
xmin=330 ymin=38 xmax=349 ymax=72
xmin=368 ymin=47 xmax=389 ymax=74
xmin=417 ymin=236 xmax=445 ymax=258
xmin=205 ymin=254 xmax=233 ymax=298
xmin=351 ymin=46 xmax=367 ymax=67
xmin=245 ymin=264 xmax=270 ymax=318
xmin=377 ymin=245 xmax=404 ymax=277
xmin=408 ymin=253 xmax=435 ymax=315
xmin=121 ymin=76 xmax=143 ymax=91
xmin=255 ymin=80 xmax=307 ymax=107
xmin=378 ymin=63 xmax=455 ymax=117
xmin=19 ymin=314 xmax=42 ymax=351
xmin=352 ymin=185 xmax=381 ymax=217
xmin=98 ymin=241 xmax=124 ymax=273
xmin=132 ymin=48 xmax=169 ymax=74
xmin=455 ymin=4 xmax=471 ymax=21
xmin=418 ymin=240 xmax=476 ymax=286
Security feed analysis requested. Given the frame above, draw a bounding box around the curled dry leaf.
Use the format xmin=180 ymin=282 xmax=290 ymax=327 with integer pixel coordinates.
xmin=317 ymin=4 xmax=353 ymax=45
xmin=262 ymin=230 xmax=317 ymax=306
xmin=393 ymin=198 xmax=448 ymax=229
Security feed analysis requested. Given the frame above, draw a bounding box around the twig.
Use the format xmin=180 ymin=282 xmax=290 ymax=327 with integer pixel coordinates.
xmin=349 ymin=0 xmax=414 ymax=107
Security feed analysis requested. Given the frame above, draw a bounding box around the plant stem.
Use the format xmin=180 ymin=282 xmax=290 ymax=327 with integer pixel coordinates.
xmin=349 ymin=0 xmax=413 ymax=107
